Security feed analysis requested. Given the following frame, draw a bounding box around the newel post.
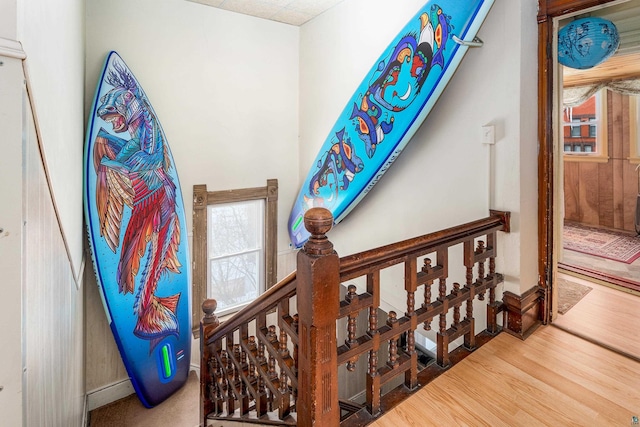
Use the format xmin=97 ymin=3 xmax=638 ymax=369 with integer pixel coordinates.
xmin=296 ymin=208 xmax=341 ymax=427
xmin=200 ymin=299 xmax=220 ymax=426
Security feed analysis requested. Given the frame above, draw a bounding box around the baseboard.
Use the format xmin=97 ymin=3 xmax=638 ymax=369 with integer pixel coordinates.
xmin=503 ymin=286 xmax=544 ymax=339
xmin=86 ymin=366 xmax=200 ymax=414
xmin=82 ymin=393 xmax=88 ymax=427
xmin=86 ymin=379 xmax=135 ymax=412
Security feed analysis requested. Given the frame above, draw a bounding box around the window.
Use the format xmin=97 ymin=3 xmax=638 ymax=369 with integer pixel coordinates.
xmin=208 ymin=200 xmax=264 ymax=316
xmin=192 ymin=180 xmax=277 ymax=335
xmin=563 ymin=90 xmax=608 ymax=161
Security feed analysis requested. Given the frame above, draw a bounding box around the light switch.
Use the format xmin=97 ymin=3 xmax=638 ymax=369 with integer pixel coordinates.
xmin=482 ymin=125 xmax=495 ymax=145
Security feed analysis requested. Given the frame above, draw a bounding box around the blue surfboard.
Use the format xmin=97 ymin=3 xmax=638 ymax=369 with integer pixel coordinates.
xmin=288 ymin=1 xmax=495 ymax=248
xmin=84 ymin=51 xmax=191 ymax=407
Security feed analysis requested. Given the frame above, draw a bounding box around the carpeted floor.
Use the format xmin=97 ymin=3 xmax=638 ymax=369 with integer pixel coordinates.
xmin=557 ymin=277 xmax=592 ymax=315
xmin=563 ymin=222 xmax=640 ymax=264
xmin=88 ymin=370 xmax=199 ymax=427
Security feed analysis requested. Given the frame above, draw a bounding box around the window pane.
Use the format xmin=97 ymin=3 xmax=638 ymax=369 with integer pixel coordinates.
xmin=570 ymin=121 xmax=581 ymax=137
xmin=209 ymin=200 xmax=264 ymax=257
xmin=209 ymin=252 xmax=260 ymax=313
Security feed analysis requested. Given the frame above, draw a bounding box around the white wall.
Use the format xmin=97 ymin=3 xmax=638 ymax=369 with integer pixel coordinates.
xmin=299 ymin=0 xmax=538 ymax=301
xmin=0 ymin=0 xmax=86 ymax=424
xmin=0 ymin=51 xmax=26 ymax=427
xmin=85 ymin=0 xmax=300 ymax=393
xmin=0 ymin=0 xmax=17 ymax=39
xmin=18 ymin=0 xmax=85 ymax=281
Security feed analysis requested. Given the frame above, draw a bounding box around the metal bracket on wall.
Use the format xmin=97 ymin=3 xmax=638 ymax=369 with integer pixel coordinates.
xmin=452 ymin=35 xmax=484 ymax=47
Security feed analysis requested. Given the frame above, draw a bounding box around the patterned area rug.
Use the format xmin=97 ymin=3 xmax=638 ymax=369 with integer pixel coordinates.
xmin=563 ymin=223 xmax=640 ymax=264
xmin=557 ymin=278 xmax=592 ymax=315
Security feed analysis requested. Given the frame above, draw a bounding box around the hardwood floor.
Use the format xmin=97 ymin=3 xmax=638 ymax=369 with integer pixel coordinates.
xmin=554 ymin=273 xmax=640 ymax=360
xmin=371 ymin=326 xmax=640 ymax=426
xmin=90 ymin=280 xmax=640 ymax=426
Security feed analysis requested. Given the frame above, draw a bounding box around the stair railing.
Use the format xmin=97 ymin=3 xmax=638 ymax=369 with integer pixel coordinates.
xmin=200 ymin=207 xmax=510 ymax=426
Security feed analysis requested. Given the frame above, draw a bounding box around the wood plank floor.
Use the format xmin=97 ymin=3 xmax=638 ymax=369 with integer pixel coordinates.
xmin=91 ymin=279 xmax=640 ymax=426
xmin=553 ymin=273 xmax=640 ymax=360
xmin=372 ymin=326 xmax=640 ymax=426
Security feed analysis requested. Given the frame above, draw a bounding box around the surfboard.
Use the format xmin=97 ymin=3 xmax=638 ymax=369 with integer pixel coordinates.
xmin=288 ymin=1 xmax=495 ymax=248
xmin=84 ymin=51 xmax=191 ymax=407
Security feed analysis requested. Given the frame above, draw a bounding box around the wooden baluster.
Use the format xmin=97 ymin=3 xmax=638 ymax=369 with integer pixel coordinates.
xmin=438 ymin=275 xmax=447 ymax=333
xmin=345 ymin=284 xmax=359 ymax=374
xmin=279 ymin=370 xmax=291 ymax=419
xmin=387 ymin=311 xmax=399 ymax=369
xmin=279 ymin=328 xmax=290 ymax=358
xmin=422 ymin=258 xmax=433 ymax=331
xmin=345 ymin=284 xmax=359 ymax=353
xmin=217 ymin=350 xmax=227 ymax=414
xmin=296 ymin=207 xmax=340 ymax=427
xmin=453 ymin=282 xmax=461 ymax=329
xmin=268 ymin=354 xmax=277 ymax=380
xmin=366 ymin=270 xmax=381 ymax=416
xmin=404 ymin=257 xmax=418 ymax=389
xmin=268 ymin=325 xmax=277 ymax=342
xmin=477 ymin=240 xmax=486 ymax=300
xmin=209 ymin=356 xmax=222 ymax=415
xmin=255 ymin=339 xmax=267 ymax=416
xmin=240 ymin=347 xmax=249 ymax=415
xmin=436 ymin=248 xmax=450 ymax=368
xmin=256 ymin=371 xmax=267 ymax=417
xmin=268 ymin=354 xmax=277 ymax=411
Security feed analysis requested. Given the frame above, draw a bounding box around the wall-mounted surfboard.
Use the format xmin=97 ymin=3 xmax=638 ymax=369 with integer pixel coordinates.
xmin=288 ymin=1 xmax=495 ymax=248
xmin=84 ymin=51 xmax=191 ymax=407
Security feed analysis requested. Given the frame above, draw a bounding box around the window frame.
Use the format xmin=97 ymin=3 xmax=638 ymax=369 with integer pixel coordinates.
xmin=192 ymin=179 xmax=277 ymax=336
xmin=563 ymin=89 xmax=609 ymax=162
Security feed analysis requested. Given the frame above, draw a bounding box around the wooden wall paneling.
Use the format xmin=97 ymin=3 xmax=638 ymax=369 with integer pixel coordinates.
xmin=623 ymin=161 xmax=639 ymax=231
xmin=563 ymin=161 xmax=581 ymax=222
xmin=612 ymin=158 xmax=626 ymax=229
xmin=598 ymin=160 xmax=615 ymax=228
xmin=580 ymin=162 xmax=600 ymax=225
xmin=621 ymin=95 xmax=630 ymax=158
xmin=610 ymin=91 xmax=624 ymax=160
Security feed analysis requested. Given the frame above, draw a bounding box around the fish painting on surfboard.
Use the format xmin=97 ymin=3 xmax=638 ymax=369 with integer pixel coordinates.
xmin=288 ymin=1 xmax=494 ymax=248
xmin=84 ymin=51 xmax=191 ymax=407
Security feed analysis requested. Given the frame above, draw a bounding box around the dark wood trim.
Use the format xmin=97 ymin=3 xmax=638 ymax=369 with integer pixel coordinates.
xmin=537 ymin=0 xmax=618 ymax=323
xmin=538 ymin=0 xmax=619 ymax=22
xmin=503 ymin=286 xmax=545 ymax=340
xmin=559 ymin=263 xmax=640 ymax=293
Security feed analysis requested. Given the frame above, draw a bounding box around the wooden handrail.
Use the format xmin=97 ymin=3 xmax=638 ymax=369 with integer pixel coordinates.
xmin=200 ymin=208 xmax=511 ymax=426
xmin=205 ymin=271 xmax=297 ymax=344
xmin=339 ymin=212 xmax=510 ymax=280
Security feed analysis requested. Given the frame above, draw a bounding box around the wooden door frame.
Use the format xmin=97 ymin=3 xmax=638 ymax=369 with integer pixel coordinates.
xmin=537 ymin=0 xmax=619 ymax=321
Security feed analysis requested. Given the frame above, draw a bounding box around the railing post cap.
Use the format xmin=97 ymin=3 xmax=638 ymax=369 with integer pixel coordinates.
xmin=303 ymin=207 xmax=335 ymax=255
xmin=201 ymin=299 xmax=220 ymax=327
xmin=304 ymin=207 xmax=333 ymax=235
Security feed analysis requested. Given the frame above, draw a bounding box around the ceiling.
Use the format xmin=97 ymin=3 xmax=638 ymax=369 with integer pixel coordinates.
xmin=562 ymin=0 xmax=640 ymax=87
xmin=186 ymin=0 xmax=345 ymax=26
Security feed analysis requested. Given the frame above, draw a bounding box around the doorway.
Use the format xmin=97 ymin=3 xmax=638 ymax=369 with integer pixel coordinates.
xmin=538 ymin=0 xmax=640 ymax=323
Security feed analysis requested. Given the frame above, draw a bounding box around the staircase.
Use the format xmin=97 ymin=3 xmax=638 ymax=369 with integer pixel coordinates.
xmin=200 ymin=207 xmax=511 ymax=426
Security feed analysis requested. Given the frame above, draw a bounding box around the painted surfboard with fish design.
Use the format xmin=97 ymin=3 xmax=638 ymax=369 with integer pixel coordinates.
xmin=288 ymin=1 xmax=495 ymax=248
xmin=84 ymin=51 xmax=191 ymax=407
